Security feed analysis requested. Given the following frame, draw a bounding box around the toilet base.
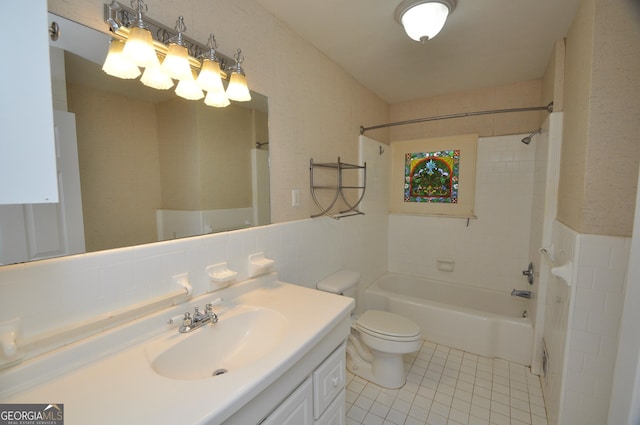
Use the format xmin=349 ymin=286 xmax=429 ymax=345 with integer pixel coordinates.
xmin=346 ymin=335 xmax=409 ymax=389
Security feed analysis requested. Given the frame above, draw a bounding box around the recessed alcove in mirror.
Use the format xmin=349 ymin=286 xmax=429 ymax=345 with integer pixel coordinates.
xmin=0 ymin=14 xmax=270 ymax=266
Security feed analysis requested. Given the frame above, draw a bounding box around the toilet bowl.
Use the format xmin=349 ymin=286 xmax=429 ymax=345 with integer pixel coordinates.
xmin=317 ymin=271 xmax=422 ymax=389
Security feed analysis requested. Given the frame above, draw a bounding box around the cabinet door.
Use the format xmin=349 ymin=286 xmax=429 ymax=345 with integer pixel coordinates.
xmin=0 ymin=0 xmax=58 ymax=204
xmin=313 ymin=343 xmax=346 ymax=419
xmin=315 ymin=390 xmax=345 ymax=425
xmin=262 ymin=377 xmax=313 ymax=425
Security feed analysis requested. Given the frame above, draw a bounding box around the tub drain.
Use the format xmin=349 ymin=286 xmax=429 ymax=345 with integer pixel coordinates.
xmin=212 ymin=368 xmax=228 ymax=376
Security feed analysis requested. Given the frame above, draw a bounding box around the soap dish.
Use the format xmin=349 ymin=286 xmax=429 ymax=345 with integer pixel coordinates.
xmin=248 ymin=252 xmax=275 ymax=277
xmin=206 ymin=262 xmax=238 ymax=289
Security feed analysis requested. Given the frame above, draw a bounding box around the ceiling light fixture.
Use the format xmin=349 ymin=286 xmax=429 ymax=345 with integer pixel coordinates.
xmin=394 ymin=0 xmax=456 ymax=43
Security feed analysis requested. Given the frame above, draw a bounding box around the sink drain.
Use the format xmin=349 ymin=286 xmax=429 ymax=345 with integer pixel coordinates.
xmin=212 ymin=368 xmax=228 ymax=376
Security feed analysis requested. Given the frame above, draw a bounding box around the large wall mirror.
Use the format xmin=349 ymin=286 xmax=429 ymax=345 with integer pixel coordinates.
xmin=0 ymin=13 xmax=270 ymax=266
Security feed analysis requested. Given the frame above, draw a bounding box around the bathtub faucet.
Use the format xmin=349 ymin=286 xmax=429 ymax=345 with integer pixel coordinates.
xmin=511 ymin=289 xmax=532 ymax=299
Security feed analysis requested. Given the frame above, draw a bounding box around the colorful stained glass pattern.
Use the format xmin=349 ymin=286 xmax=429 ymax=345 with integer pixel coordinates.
xmin=404 ymin=150 xmax=460 ymax=203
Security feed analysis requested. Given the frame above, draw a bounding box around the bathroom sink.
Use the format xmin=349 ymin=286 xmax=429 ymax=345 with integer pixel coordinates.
xmin=145 ymin=305 xmax=288 ymax=380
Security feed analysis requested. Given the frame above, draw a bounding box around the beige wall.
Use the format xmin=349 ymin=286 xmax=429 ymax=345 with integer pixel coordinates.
xmin=197 ymin=103 xmax=254 ymax=210
xmin=157 ymin=99 xmax=256 ymax=211
xmin=541 ymin=40 xmax=565 ymax=112
xmin=156 ymin=98 xmax=200 ymax=210
xmin=558 ymin=0 xmax=640 ymax=236
xmin=48 ymin=0 xmax=390 ymax=224
xmin=67 ymin=83 xmax=162 ymax=252
xmin=389 ymin=79 xmax=543 ymax=142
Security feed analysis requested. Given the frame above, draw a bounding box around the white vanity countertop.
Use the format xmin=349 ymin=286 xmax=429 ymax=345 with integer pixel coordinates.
xmin=0 ymin=274 xmax=354 ymax=425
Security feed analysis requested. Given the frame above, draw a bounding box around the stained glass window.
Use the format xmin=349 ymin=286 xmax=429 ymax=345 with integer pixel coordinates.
xmin=404 ymin=150 xmax=460 ymax=203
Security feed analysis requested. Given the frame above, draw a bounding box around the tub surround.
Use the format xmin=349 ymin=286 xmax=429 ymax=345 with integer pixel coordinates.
xmin=0 ymin=273 xmax=354 ymax=425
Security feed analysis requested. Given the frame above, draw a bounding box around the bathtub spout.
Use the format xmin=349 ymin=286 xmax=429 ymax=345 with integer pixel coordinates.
xmin=511 ymin=289 xmax=532 ymax=299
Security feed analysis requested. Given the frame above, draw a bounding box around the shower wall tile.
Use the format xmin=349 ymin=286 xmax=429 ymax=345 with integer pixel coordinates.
xmin=388 ymin=134 xmax=535 ymax=294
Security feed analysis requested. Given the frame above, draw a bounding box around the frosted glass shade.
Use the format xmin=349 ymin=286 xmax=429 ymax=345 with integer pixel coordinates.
xmin=196 ymin=59 xmax=225 ymax=93
xmin=102 ymin=39 xmax=141 ymax=79
xmin=226 ymin=72 xmax=251 ymax=102
xmin=161 ymin=44 xmax=192 ymax=81
xmin=204 ymin=90 xmax=230 ymax=108
xmin=140 ymin=63 xmax=174 ymax=90
xmin=400 ymin=1 xmax=450 ymax=42
xmin=175 ymin=73 xmax=204 ymax=100
xmin=122 ymin=27 xmax=159 ymax=68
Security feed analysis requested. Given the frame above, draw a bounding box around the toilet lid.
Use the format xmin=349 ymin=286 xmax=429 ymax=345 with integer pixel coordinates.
xmin=356 ymin=310 xmax=421 ymax=340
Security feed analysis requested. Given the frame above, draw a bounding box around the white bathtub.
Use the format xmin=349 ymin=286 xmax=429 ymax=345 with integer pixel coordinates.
xmin=364 ymin=273 xmax=533 ymax=365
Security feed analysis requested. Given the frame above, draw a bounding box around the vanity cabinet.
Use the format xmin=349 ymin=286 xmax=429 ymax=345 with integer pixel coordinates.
xmin=1 ymin=0 xmax=58 ymax=204
xmin=261 ymin=377 xmax=313 ymax=425
xmin=260 ymin=343 xmax=346 ymax=425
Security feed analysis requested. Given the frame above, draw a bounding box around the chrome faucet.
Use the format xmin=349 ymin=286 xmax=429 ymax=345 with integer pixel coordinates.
xmin=179 ymin=303 xmax=219 ymax=333
xmin=511 ymin=289 xmax=532 ymax=299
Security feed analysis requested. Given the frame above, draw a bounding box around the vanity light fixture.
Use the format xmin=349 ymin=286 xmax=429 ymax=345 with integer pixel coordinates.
xmin=103 ymin=0 xmax=252 ymax=108
xmin=226 ymin=50 xmax=251 ymax=102
xmin=394 ymin=0 xmax=456 ymax=43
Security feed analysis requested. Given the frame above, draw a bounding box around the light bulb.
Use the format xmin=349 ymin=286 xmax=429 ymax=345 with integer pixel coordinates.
xmin=175 ymin=72 xmax=204 ymax=100
xmin=196 ymin=59 xmax=225 ymax=93
xmin=102 ymin=39 xmax=141 ymax=79
xmin=204 ymin=90 xmax=230 ymax=108
xmin=122 ymin=26 xmax=159 ymax=68
xmin=226 ymin=72 xmax=251 ymax=102
xmin=140 ymin=62 xmax=174 ymax=89
xmin=161 ymin=43 xmax=192 ymax=81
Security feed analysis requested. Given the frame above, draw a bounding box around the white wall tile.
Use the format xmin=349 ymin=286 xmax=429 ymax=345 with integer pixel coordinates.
xmin=387 ymin=134 xmax=535 ymax=293
xmin=558 ymin=232 xmax=631 ymax=425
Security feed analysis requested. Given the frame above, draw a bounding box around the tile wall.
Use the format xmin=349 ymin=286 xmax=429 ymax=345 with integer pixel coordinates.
xmin=388 ymin=134 xmax=536 ymax=294
xmin=541 ymin=220 xmax=631 ymax=425
xmin=561 ymin=229 xmax=630 ymax=424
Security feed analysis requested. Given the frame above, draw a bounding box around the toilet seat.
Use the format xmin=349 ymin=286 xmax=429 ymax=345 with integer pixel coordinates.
xmin=356 ymin=310 xmax=421 ymax=342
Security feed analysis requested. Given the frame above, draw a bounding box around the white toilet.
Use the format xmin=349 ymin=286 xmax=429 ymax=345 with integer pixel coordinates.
xmin=317 ymin=271 xmax=422 ymax=389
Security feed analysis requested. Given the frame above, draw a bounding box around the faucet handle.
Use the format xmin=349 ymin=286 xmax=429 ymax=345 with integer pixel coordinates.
xmin=205 ymin=303 xmax=219 ymax=323
xmin=193 ymin=307 xmax=204 ymax=320
xmin=182 ymin=312 xmax=192 ymax=327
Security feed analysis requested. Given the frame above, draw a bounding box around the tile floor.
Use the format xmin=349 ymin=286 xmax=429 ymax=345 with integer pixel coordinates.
xmin=345 ymin=341 xmax=548 ymax=425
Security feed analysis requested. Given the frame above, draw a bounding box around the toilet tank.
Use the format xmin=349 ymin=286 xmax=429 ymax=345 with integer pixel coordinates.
xmin=317 ymin=270 xmax=360 ymax=299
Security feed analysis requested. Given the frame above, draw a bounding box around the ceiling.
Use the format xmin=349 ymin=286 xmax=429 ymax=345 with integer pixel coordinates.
xmin=254 ymin=0 xmax=582 ymax=104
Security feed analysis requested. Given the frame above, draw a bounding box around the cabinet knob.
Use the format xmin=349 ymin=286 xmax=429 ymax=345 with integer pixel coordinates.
xmin=332 ymin=377 xmax=339 ymax=387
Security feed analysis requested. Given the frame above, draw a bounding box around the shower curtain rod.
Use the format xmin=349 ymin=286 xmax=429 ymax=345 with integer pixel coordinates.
xmin=359 ymin=102 xmax=554 ymax=135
